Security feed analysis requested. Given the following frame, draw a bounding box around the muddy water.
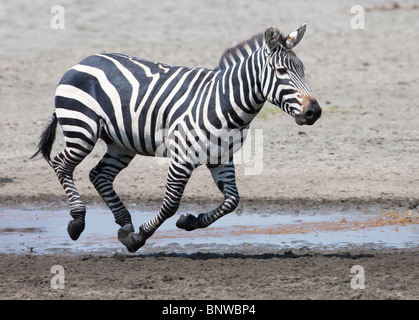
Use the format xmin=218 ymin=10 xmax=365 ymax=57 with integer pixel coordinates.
xmin=0 ymin=208 xmax=417 ymax=255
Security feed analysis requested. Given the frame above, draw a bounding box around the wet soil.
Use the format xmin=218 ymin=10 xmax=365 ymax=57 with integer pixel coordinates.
xmin=0 ymin=248 xmax=417 ymax=300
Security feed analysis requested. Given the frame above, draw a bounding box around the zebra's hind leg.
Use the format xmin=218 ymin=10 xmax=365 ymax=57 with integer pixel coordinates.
xmin=52 ymin=148 xmax=93 ymax=240
xmin=176 ymin=162 xmax=239 ymax=231
xmin=88 ymin=143 xmax=138 ymax=252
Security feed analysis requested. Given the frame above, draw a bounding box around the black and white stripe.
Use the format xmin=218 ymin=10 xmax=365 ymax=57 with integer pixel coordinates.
xmin=32 ymin=25 xmax=321 ymax=252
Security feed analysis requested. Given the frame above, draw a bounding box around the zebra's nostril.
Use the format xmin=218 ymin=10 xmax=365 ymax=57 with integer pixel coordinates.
xmin=305 ymin=110 xmax=314 ymax=119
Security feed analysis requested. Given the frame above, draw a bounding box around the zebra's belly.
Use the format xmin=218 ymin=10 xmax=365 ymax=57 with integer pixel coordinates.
xmin=146 ymin=126 xmax=248 ymax=165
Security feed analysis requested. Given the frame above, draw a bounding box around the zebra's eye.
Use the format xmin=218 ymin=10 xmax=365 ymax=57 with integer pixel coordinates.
xmin=276 ymin=67 xmax=287 ymax=75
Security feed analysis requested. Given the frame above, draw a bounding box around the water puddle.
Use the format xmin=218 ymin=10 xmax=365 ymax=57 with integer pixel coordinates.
xmin=0 ymin=207 xmax=417 ymax=255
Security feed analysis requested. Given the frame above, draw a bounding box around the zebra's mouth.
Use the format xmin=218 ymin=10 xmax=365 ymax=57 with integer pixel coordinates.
xmin=293 ymin=112 xmax=305 ymax=125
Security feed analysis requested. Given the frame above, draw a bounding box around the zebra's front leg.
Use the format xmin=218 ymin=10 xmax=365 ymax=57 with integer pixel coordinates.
xmin=135 ymin=161 xmax=193 ymax=249
xmin=176 ymin=162 xmax=239 ymax=231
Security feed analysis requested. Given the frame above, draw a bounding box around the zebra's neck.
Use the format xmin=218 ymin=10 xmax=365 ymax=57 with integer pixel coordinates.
xmin=211 ymin=39 xmax=266 ymax=129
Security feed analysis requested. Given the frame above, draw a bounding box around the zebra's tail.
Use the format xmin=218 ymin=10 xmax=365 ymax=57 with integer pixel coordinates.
xmin=31 ymin=113 xmax=58 ymax=166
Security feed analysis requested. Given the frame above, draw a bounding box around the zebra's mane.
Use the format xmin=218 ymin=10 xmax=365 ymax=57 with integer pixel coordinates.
xmin=217 ymin=33 xmax=265 ymax=70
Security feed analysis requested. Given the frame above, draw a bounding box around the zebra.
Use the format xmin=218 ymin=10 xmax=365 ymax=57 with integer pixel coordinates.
xmin=32 ymin=24 xmax=321 ymax=252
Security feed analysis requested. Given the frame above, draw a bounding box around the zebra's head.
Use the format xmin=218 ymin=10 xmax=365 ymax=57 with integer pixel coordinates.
xmin=261 ymin=24 xmax=321 ymax=125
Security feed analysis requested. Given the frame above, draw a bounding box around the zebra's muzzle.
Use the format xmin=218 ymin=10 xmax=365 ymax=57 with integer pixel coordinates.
xmin=295 ymin=98 xmax=322 ymax=126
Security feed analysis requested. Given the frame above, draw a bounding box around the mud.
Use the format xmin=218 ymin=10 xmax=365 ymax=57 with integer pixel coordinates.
xmin=0 ymin=248 xmax=417 ymax=300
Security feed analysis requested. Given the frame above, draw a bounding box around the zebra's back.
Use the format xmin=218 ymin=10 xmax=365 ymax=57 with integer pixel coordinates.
xmin=55 ymin=53 xmax=216 ymax=156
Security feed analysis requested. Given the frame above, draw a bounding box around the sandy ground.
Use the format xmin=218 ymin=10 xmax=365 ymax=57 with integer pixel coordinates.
xmin=0 ymin=249 xmax=417 ymax=300
xmin=0 ymin=0 xmax=418 ymax=300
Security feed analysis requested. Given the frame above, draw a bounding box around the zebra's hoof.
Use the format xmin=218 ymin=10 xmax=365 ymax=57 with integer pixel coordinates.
xmin=118 ymin=224 xmax=143 ymax=253
xmin=176 ymin=213 xmax=198 ymax=231
xmin=67 ymin=219 xmax=85 ymax=241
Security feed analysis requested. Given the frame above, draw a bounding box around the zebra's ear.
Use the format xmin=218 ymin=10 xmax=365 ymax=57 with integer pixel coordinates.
xmin=285 ymin=23 xmax=307 ymax=49
xmin=265 ymin=26 xmax=281 ymax=53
